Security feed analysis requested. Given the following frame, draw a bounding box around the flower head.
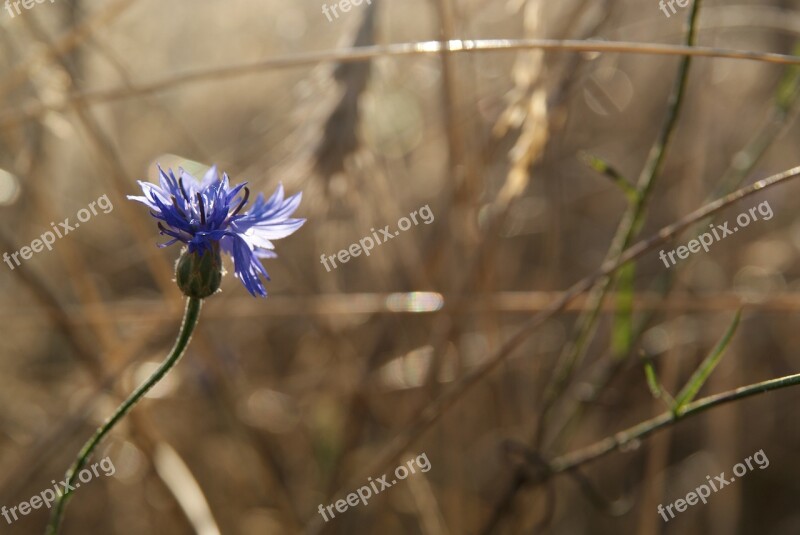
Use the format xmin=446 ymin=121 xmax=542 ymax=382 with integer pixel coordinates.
xmin=129 ymin=165 xmax=304 ymax=297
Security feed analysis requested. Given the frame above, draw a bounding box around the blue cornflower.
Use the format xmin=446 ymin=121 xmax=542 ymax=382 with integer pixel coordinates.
xmin=129 ymin=165 xmax=304 ymax=297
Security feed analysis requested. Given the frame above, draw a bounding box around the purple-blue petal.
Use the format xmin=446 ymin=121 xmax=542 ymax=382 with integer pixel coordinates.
xmin=132 ymin=166 xmax=303 ymax=297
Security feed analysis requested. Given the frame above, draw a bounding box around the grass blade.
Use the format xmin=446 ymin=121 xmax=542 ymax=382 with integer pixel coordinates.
xmin=644 ymin=357 xmax=662 ymax=399
xmin=612 ymin=262 xmax=636 ymax=360
xmin=673 ymin=309 xmax=742 ymax=415
xmin=579 ymin=152 xmax=638 ymax=203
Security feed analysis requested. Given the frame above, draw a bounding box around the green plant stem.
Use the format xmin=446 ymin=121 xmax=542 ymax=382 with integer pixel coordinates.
xmin=548 ymin=371 xmax=800 ymax=474
xmin=46 ymin=296 xmax=202 ymax=535
xmin=538 ymin=0 xmax=703 ymax=446
xmin=543 ymin=45 xmax=800 ymax=454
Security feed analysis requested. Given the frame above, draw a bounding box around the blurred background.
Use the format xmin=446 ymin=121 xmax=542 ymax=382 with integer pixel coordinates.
xmin=2 ymin=0 xmax=800 ymax=533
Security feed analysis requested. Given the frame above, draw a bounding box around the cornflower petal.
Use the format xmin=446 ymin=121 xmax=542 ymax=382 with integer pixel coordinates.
xmin=131 ymin=165 xmax=304 ymax=297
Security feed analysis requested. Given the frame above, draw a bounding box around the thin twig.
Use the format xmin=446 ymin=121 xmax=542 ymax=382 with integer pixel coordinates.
xmin=47 ymin=298 xmax=203 ymax=534
xmin=309 ymin=164 xmax=800 ymax=532
xmin=5 ymin=39 xmax=800 ymax=129
xmin=548 ymin=371 xmax=800 ymax=474
xmin=537 ymin=0 xmax=703 ymax=445
xmin=0 ymin=0 xmax=138 ymax=101
xmin=540 ymin=41 xmax=800 ymax=461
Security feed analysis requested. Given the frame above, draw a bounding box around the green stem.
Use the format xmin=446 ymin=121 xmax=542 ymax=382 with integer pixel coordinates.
xmin=539 ymin=0 xmax=703 ymax=444
xmin=549 ymin=371 xmax=800 ymax=474
xmin=46 ymin=297 xmax=202 ymax=535
xmin=544 ymin=43 xmax=800 ymax=452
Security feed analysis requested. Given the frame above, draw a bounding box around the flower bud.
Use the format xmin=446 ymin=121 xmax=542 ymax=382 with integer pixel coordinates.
xmin=175 ymin=245 xmax=222 ymax=299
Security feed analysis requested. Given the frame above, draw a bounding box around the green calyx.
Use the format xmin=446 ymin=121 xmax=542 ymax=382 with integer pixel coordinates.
xmin=175 ymin=245 xmax=222 ymax=299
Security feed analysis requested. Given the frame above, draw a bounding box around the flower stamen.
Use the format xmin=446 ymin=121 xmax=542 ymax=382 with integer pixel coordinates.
xmin=229 ymin=187 xmax=250 ymax=219
xmin=171 ymin=196 xmax=187 ymax=219
xmin=157 ymin=222 xmax=175 ymax=237
xmin=196 ymin=193 xmax=206 ymax=225
xmin=178 ymin=177 xmax=190 ymax=201
xmin=130 ymin=166 xmax=305 ymax=297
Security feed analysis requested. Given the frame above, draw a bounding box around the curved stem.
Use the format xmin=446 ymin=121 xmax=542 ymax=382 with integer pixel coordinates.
xmin=548 ymin=371 xmax=800 ymax=474
xmin=539 ymin=0 xmax=703 ymax=439
xmin=46 ymin=297 xmax=202 ymax=535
